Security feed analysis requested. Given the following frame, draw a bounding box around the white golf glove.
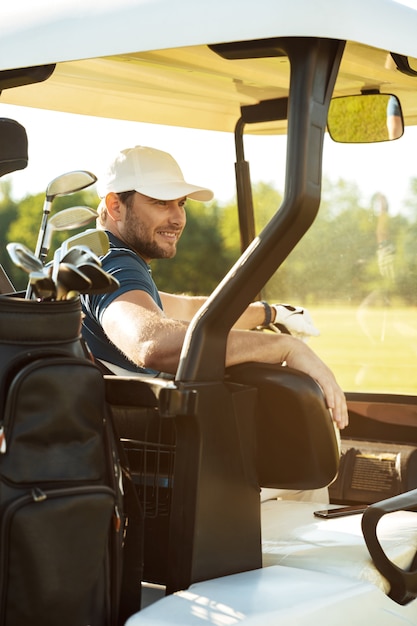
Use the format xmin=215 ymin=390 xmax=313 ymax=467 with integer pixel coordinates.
xmin=270 ymin=304 xmax=320 ymax=341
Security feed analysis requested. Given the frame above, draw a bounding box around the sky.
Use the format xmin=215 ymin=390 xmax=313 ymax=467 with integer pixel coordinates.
xmin=0 ymin=101 xmax=416 ymax=215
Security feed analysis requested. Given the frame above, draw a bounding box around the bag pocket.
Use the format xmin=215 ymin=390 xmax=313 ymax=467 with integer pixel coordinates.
xmin=1 ymin=357 xmax=108 ymax=485
xmin=0 ymin=485 xmax=116 ymax=626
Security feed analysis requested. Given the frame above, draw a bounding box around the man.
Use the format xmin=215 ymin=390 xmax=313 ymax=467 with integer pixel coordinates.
xmin=82 ymin=145 xmax=348 ymax=430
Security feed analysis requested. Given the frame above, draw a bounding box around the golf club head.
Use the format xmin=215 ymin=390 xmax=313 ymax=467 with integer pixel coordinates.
xmin=48 ymin=206 xmax=97 ymax=230
xmin=40 ymin=206 xmax=98 ymax=263
xmin=76 ymin=262 xmax=120 ymax=295
xmin=7 ymin=242 xmax=44 ymax=274
xmin=46 ymin=170 xmax=97 ymax=201
xmin=62 ymin=229 xmax=110 ymax=258
xmin=60 ymin=245 xmax=102 ymax=268
xmin=29 ymin=270 xmax=56 ymax=301
xmin=56 ymin=262 xmax=92 ymax=300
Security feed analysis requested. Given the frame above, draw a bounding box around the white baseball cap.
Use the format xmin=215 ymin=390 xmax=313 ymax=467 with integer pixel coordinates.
xmin=97 ymin=145 xmax=214 ymax=201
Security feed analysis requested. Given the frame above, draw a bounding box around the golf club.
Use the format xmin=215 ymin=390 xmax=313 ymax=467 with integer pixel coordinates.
xmin=8 ymin=235 xmax=116 ymax=301
xmin=7 ymin=242 xmax=44 ymax=274
xmin=52 ymin=243 xmax=103 ymax=286
xmin=60 ymin=245 xmax=102 ymax=268
xmin=51 ymin=229 xmax=110 ymax=286
xmin=39 ymin=205 xmax=98 ymax=264
xmin=7 ymin=242 xmax=58 ymax=300
xmin=56 ymin=262 xmax=92 ymax=300
xmin=29 ymin=270 xmax=56 ymax=301
xmin=34 ymin=170 xmax=97 ymax=260
xmin=28 ymin=170 xmax=97 ymax=299
xmin=54 ymin=240 xmax=119 ymax=296
xmin=76 ymin=262 xmax=120 ymax=295
xmin=60 ymin=229 xmax=110 ymax=258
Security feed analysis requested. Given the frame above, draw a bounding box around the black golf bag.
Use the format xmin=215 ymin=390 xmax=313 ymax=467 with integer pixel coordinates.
xmin=0 ymin=295 xmax=142 ymax=626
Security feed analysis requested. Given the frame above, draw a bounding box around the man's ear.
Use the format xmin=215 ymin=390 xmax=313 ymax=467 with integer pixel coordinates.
xmin=105 ymin=192 xmax=123 ymax=221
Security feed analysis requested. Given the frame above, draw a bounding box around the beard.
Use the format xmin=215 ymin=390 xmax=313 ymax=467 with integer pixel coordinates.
xmin=123 ymin=207 xmax=179 ymax=260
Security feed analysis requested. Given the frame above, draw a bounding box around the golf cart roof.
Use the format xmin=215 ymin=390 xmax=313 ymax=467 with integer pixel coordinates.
xmin=1 ymin=0 xmax=417 ymax=133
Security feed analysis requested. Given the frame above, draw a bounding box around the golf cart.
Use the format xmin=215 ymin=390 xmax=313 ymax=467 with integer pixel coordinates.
xmin=1 ymin=0 xmax=417 ymax=624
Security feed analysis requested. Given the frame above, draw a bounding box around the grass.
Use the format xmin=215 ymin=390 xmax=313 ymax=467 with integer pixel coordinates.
xmin=305 ymin=305 xmax=417 ymax=395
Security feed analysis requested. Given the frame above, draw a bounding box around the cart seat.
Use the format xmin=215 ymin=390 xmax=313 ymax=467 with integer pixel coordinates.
xmin=125 ymin=564 xmax=417 ymax=625
xmin=261 ymin=499 xmax=417 ymax=595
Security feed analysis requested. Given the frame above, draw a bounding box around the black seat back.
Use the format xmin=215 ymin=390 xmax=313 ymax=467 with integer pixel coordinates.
xmin=0 ymin=118 xmax=28 ymax=177
xmin=227 ymin=362 xmax=340 ymax=489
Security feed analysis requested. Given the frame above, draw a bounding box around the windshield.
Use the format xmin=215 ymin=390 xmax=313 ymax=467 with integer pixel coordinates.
xmin=1 ymin=102 xmax=417 ymax=396
xmin=243 ymin=127 xmax=417 ymax=395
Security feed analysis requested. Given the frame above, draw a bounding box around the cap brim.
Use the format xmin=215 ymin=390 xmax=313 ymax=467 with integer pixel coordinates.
xmin=135 ymin=181 xmax=213 ymax=202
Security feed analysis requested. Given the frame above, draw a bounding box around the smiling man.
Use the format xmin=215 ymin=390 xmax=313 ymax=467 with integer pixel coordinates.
xmin=81 ymin=145 xmax=348 ymax=430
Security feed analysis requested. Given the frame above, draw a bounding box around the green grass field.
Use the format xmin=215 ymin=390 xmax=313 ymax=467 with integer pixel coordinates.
xmin=305 ymin=305 xmax=417 ymax=395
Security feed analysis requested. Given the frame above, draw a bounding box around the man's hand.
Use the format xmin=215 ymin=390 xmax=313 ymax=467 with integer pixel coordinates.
xmin=270 ymin=304 xmax=320 ymax=341
xmin=281 ymin=335 xmax=348 ymax=430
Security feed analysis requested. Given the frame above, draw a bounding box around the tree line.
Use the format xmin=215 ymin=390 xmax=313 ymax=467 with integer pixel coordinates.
xmin=1 ymin=176 xmax=417 ymax=304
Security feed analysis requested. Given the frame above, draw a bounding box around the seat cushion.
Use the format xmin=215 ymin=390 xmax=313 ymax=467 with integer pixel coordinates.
xmin=261 ymin=499 xmax=417 ymax=594
xmin=126 ymin=565 xmax=417 ymax=626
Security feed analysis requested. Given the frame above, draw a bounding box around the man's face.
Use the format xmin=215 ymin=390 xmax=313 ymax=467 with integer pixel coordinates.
xmin=119 ymin=191 xmax=187 ymax=262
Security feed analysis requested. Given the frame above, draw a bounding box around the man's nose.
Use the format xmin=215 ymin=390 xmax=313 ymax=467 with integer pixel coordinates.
xmin=168 ymin=203 xmax=186 ymax=225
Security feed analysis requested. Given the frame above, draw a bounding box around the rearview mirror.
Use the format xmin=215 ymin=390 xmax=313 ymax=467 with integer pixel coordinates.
xmin=327 ymin=94 xmax=404 ymax=143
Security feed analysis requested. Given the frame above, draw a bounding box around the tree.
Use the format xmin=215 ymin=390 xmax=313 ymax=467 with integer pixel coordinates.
xmin=261 ymin=177 xmax=383 ymax=304
xmin=0 ymin=181 xmax=22 ymax=290
xmin=403 ymin=177 xmax=417 ymax=219
xmin=219 ymin=182 xmax=283 ymax=261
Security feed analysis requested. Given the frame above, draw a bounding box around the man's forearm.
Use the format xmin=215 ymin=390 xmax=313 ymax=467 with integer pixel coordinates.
xmin=159 ymin=292 xmax=208 ymax=321
xmin=161 ymin=292 xmax=271 ymax=329
xmin=234 ymin=301 xmax=272 ymax=329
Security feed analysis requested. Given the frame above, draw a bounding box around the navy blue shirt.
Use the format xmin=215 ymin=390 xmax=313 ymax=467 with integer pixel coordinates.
xmin=81 ymin=231 xmax=162 ymax=374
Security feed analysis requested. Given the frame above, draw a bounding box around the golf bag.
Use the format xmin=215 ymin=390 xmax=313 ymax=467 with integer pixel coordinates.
xmin=0 ymin=295 xmax=141 ymax=626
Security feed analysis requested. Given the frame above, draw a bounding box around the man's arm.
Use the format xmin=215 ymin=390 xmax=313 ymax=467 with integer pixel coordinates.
xmin=159 ymin=291 xmax=270 ymax=329
xmin=102 ymin=290 xmax=348 ymax=429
